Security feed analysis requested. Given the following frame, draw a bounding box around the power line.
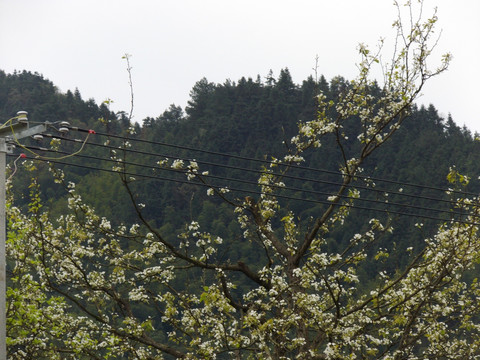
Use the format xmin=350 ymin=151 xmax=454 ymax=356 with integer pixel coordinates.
xmin=11 ymin=152 xmax=480 ymax=226
xmin=8 ymin=122 xmax=480 ymax=225
xmin=19 ymin=144 xmax=470 ymax=220
xmin=67 ymin=125 xmax=478 ymax=197
xmin=39 ymin=133 xmax=464 ymax=209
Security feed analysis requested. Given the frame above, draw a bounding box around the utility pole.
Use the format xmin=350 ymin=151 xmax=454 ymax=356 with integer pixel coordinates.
xmin=0 ymin=111 xmax=47 ymax=360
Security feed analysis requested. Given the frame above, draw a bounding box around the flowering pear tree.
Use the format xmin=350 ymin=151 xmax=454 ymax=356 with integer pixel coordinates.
xmin=8 ymin=1 xmax=480 ymax=359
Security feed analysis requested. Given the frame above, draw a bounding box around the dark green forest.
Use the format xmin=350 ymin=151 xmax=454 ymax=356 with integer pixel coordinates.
xmin=2 ymin=68 xmax=480 ymax=278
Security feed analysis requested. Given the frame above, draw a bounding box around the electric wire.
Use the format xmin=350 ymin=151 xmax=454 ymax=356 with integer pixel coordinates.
xmin=41 ymin=133 xmax=466 ymax=209
xmin=5 ymin=120 xmax=94 ymax=160
xmin=10 ymin=123 xmax=477 ymax=215
xmin=68 ymin=125 xmax=478 ymax=197
xmin=11 ymin=132 xmax=92 ymax=160
xmin=19 ymin=143 xmax=473 ymax=221
xmin=6 ymin=121 xmax=480 ymax=225
xmin=1 ymin=116 xmax=17 ymax=130
xmin=6 ymin=121 xmax=474 ymax=201
xmin=7 ymin=153 xmax=26 ymax=182
xmin=10 ymin=151 xmax=480 ymax=226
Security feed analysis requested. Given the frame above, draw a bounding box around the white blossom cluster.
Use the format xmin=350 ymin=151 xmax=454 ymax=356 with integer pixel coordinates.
xmin=6 ymin=2 xmax=469 ymax=359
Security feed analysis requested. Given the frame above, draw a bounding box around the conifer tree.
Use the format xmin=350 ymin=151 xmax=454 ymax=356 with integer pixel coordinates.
xmin=9 ymin=2 xmax=480 ymax=359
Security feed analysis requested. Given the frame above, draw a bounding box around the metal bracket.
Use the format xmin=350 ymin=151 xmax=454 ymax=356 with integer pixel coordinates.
xmin=0 ymin=121 xmax=29 ymax=138
xmin=0 ymin=123 xmax=48 ymax=154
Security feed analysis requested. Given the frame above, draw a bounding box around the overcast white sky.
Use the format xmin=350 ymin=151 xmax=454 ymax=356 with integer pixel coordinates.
xmin=1 ymin=1 xmax=479 ymax=131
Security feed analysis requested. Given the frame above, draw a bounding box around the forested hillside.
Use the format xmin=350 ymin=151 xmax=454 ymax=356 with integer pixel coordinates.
xmin=3 ymin=62 xmax=480 ymax=358
xmin=2 ymin=68 xmax=479 ymax=242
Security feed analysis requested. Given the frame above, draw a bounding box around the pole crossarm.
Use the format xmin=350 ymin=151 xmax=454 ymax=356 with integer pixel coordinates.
xmin=8 ymin=124 xmax=48 ymax=141
xmin=0 ymin=122 xmax=29 ymax=138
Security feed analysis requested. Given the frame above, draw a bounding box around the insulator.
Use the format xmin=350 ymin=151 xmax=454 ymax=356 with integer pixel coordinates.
xmin=17 ymin=110 xmax=28 ymax=123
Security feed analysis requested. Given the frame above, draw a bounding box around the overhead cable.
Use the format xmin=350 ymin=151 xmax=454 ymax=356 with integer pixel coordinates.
xmin=40 ymin=133 xmax=467 ymax=207
xmin=11 ymin=152 xmax=480 ymax=226
xmin=19 ymin=144 xmax=472 ymax=220
xmin=67 ymin=125 xmax=476 ymax=197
